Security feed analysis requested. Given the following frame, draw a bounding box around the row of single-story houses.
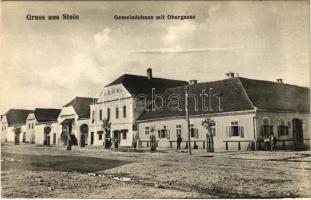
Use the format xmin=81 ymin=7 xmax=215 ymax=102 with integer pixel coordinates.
xmin=1 ymin=69 xmax=310 ymax=151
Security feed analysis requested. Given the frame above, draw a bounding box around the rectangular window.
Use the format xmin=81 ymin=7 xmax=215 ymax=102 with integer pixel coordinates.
xmin=190 ymin=124 xmax=195 ymax=138
xmin=122 ymin=132 xmax=127 ymax=140
xmin=227 ymin=121 xmax=244 ymax=137
xmin=98 ymin=131 xmax=103 ymax=140
xmin=116 ymin=107 xmax=119 ymax=119
xmin=158 ymin=126 xmax=169 ymax=139
xmin=123 ymin=106 xmax=126 ymax=118
xmin=210 ymin=121 xmax=216 ymax=136
xmin=28 ymin=123 xmax=31 ymax=129
xmin=176 ymin=124 xmax=182 ymax=137
xmin=107 ymin=108 xmax=110 ymax=120
xmin=145 ymin=126 xmax=150 ymax=135
xmin=32 ymin=123 xmax=34 ymax=129
xmin=99 ymin=110 xmax=102 ymax=121
xmin=190 ymin=124 xmax=199 ymax=138
xmin=92 ymin=111 xmax=95 ymax=123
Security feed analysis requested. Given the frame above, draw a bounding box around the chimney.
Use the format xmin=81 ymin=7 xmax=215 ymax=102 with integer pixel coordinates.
xmin=147 ymin=68 xmax=152 ymax=80
xmin=225 ymin=72 xmax=235 ymax=78
xmin=189 ymin=80 xmax=198 ymax=85
xmin=276 ymin=79 xmax=283 ymax=83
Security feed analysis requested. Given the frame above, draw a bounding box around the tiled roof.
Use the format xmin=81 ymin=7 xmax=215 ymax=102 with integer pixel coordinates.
xmin=64 ymin=97 xmax=97 ymax=119
xmin=239 ymin=77 xmax=310 ymax=112
xmin=33 ymin=108 xmax=61 ymax=123
xmin=137 ymin=77 xmax=310 ymax=121
xmin=106 ymin=74 xmax=188 ymax=99
xmin=5 ymin=109 xmax=33 ymax=126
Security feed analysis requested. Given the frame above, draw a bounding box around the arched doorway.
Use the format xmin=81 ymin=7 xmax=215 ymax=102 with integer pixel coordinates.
xmin=292 ymin=118 xmax=303 ymax=143
xmin=80 ymin=124 xmax=89 ymax=147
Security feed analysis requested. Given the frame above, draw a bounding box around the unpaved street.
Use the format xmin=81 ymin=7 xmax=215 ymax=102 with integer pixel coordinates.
xmin=1 ymin=143 xmax=310 ymax=198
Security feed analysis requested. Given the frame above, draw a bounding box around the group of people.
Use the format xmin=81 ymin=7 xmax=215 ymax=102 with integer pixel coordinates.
xmin=264 ymin=134 xmax=278 ymax=151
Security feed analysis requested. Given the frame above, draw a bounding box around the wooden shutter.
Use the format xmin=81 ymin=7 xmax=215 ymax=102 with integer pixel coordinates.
xmin=166 ymin=130 xmax=170 ymax=139
xmin=195 ymin=129 xmax=199 ymax=138
xmin=239 ymin=127 xmax=244 ymax=138
xmin=277 ymin=126 xmax=281 ymax=137
xmin=226 ymin=126 xmax=230 ymax=137
xmin=158 ymin=130 xmax=161 ymax=138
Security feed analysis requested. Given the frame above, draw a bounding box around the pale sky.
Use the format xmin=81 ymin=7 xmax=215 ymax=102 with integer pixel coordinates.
xmin=1 ymin=1 xmax=310 ymax=114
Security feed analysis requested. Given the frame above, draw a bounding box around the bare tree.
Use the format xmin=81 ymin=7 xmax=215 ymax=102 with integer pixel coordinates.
xmin=13 ymin=126 xmax=21 ymax=145
xmin=102 ymin=118 xmax=111 ymax=148
xmin=201 ymin=117 xmax=215 ymax=152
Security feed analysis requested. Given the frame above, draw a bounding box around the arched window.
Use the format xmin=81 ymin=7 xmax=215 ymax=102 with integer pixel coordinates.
xmin=262 ymin=118 xmax=270 ymax=126
xmin=278 ymin=118 xmax=289 ymax=137
xmin=261 ymin=117 xmax=273 ymax=137
xmin=278 ymin=119 xmax=285 ymax=126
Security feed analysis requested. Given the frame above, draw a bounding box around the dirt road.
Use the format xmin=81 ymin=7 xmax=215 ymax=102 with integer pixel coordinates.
xmin=1 ymin=143 xmax=310 ymax=198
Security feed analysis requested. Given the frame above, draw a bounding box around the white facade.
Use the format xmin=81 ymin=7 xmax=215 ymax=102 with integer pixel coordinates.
xmin=90 ymin=84 xmax=139 ymax=147
xmin=1 ymin=115 xmax=26 ymax=143
xmin=26 ymin=113 xmax=37 ymax=143
xmin=137 ymin=110 xmax=310 ymax=151
xmin=33 ymin=122 xmax=60 ymax=145
xmin=1 ymin=116 xmax=8 ymax=142
xmin=138 ymin=111 xmax=256 ymax=151
xmin=57 ymin=106 xmax=90 ymax=146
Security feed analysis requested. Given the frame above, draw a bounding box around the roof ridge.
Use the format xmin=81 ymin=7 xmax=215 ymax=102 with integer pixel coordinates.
xmin=236 ymin=77 xmax=257 ymax=110
xmin=237 ymin=77 xmax=309 ymax=89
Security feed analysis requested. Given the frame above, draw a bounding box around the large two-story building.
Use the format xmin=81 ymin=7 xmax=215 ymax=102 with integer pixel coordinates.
xmin=1 ymin=109 xmax=33 ymax=144
xmin=136 ymin=74 xmax=310 ymax=151
xmin=89 ymin=68 xmax=188 ymax=147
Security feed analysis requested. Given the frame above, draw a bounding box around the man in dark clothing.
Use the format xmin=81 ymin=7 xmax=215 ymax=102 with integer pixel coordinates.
xmin=177 ymin=135 xmax=182 ymax=150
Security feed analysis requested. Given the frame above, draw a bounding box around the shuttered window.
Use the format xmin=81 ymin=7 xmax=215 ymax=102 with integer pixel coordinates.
xmin=190 ymin=124 xmax=199 ymax=138
xmin=226 ymin=121 xmax=244 ymax=137
xmin=158 ymin=126 xmax=170 ymax=139
xmin=260 ymin=125 xmax=273 ymax=137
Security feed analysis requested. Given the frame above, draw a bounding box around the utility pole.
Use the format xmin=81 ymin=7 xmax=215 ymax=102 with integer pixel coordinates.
xmin=185 ymin=85 xmax=191 ymax=155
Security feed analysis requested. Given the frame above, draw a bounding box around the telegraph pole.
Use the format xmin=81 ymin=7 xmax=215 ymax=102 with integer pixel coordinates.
xmin=185 ymin=85 xmax=191 ymax=155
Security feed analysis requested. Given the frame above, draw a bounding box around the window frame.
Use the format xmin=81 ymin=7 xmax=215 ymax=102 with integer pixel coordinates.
xmin=115 ymin=107 xmax=119 ymax=119
xmin=145 ymin=126 xmax=150 ymax=135
xmin=99 ymin=110 xmax=102 ymax=121
xmin=123 ymin=105 xmax=126 ymax=118
xmin=176 ymin=124 xmax=182 ymax=137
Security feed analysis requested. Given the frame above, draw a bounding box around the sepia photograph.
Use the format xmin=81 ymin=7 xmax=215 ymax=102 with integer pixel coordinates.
xmin=1 ymin=0 xmax=310 ymax=198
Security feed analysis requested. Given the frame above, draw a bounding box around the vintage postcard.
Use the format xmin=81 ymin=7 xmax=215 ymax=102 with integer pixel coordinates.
xmin=1 ymin=0 xmax=310 ymax=198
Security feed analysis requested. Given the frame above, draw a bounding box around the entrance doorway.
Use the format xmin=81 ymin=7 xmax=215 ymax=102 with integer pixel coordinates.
xmin=53 ymin=133 xmax=56 ymax=145
xmin=80 ymin=124 xmax=89 ymax=147
xmin=292 ymin=118 xmax=303 ymax=143
xmin=14 ymin=133 xmax=20 ymax=145
xmin=22 ymin=132 xmax=26 ymax=143
xmin=113 ymin=130 xmax=120 ymax=148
